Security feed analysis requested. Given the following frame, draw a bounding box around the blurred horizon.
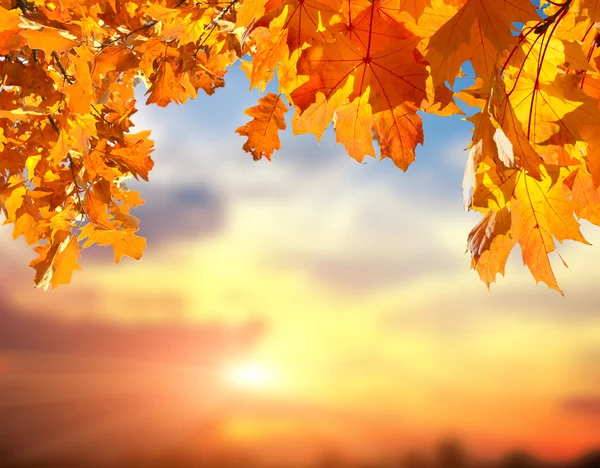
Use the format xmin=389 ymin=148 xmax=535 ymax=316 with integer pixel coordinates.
xmin=1 ymin=65 xmax=599 ymax=466
xmin=1 ymin=437 xmax=600 ymax=468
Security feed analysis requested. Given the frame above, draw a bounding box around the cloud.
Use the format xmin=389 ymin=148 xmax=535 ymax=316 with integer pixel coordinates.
xmin=0 ymin=305 xmax=265 ymax=366
xmin=136 ymin=184 xmax=226 ymax=246
xmin=279 ymin=251 xmax=458 ymax=295
xmin=80 ymin=183 xmax=227 ymax=264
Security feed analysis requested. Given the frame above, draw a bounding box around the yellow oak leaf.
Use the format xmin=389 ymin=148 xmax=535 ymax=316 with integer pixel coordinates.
xmin=146 ymin=60 xmax=197 ymax=106
xmin=31 ymin=235 xmax=82 ymax=290
xmin=79 ymin=224 xmax=146 ymax=263
xmin=110 ymin=131 xmax=155 ymax=181
xmin=20 ymin=25 xmax=78 ymax=56
xmin=0 ymin=6 xmax=27 ymax=53
xmin=236 ymin=93 xmax=288 ymax=160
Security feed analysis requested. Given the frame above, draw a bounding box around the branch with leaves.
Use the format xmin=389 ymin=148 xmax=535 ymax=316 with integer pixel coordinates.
xmin=1 ymin=0 xmax=600 ymax=293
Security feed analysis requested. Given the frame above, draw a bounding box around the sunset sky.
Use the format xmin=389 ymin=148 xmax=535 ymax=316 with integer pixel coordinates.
xmin=1 ymin=66 xmax=600 ymax=466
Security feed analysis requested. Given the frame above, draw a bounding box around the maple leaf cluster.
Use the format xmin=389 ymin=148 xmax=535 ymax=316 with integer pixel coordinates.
xmin=1 ymin=0 xmax=600 ymax=292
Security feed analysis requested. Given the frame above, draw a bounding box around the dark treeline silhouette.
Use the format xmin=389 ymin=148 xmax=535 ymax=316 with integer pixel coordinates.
xmin=1 ymin=440 xmax=600 ymax=468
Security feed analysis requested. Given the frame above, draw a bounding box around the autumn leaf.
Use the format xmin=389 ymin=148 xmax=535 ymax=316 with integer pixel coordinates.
xmin=467 ymin=206 xmax=515 ymax=288
xmin=0 ymin=6 xmax=27 ymax=53
xmin=236 ymin=0 xmax=268 ymax=29
xmin=426 ymin=0 xmax=538 ymax=87
xmin=579 ymin=0 xmax=600 ymax=21
xmin=63 ymin=52 xmax=94 ymax=115
xmin=109 ymin=131 xmax=155 ymax=181
xmin=236 ymin=93 xmax=288 ymax=160
xmin=146 ymin=60 xmax=197 ymax=106
xmin=20 ymin=24 xmax=78 ymax=56
xmin=374 ymin=105 xmax=423 ymax=171
xmin=511 ymin=168 xmax=588 ymax=294
xmin=49 ymin=130 xmax=72 ymax=164
xmin=289 ymin=1 xmax=428 ymax=169
xmin=291 ymin=79 xmax=353 ymax=141
xmin=564 ymin=167 xmax=600 ymax=226
xmin=291 ymin=3 xmax=428 ymax=113
xmin=334 ymin=89 xmax=375 ymax=162
xmin=12 ymin=199 xmax=40 ymax=245
xmin=379 ymin=0 xmax=432 ymax=21
xmin=244 ymin=10 xmax=289 ymax=91
xmin=31 ymin=235 xmax=83 ymax=290
xmin=79 ymin=223 xmax=147 ymax=263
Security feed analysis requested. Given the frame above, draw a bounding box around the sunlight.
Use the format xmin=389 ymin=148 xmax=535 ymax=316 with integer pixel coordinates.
xmin=223 ymin=362 xmax=278 ymax=390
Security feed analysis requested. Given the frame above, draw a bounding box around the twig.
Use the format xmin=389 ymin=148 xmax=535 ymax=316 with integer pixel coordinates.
xmin=48 ymin=116 xmax=85 ymax=212
xmin=51 ymin=51 xmax=74 ymax=84
xmin=98 ymin=0 xmax=188 ymax=49
xmin=15 ymin=0 xmax=31 ymax=13
xmin=99 ymin=22 xmax=157 ymax=49
xmin=194 ymin=0 xmax=238 ymax=57
xmin=534 ymin=0 xmax=572 ymax=35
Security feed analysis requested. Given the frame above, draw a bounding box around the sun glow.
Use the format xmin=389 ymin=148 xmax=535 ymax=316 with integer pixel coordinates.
xmin=224 ymin=362 xmax=278 ymax=390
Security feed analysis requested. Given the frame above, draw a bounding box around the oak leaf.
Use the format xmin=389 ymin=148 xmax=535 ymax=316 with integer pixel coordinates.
xmin=236 ymin=93 xmax=288 ymax=160
xmin=0 ymin=6 xmax=26 ymax=53
xmin=20 ymin=25 xmax=78 ymax=56
xmin=79 ymin=224 xmax=146 ymax=263
xmin=31 ymin=235 xmax=82 ymax=290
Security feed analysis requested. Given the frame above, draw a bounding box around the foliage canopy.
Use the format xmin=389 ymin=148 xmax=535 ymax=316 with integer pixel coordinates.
xmin=1 ymin=0 xmax=600 ymax=293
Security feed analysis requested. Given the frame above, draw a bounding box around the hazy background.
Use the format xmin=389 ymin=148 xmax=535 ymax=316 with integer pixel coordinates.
xmin=0 ymin=66 xmax=599 ymax=467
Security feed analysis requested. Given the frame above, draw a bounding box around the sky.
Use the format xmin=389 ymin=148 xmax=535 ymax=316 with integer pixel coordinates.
xmin=1 ymin=65 xmax=600 ymax=466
